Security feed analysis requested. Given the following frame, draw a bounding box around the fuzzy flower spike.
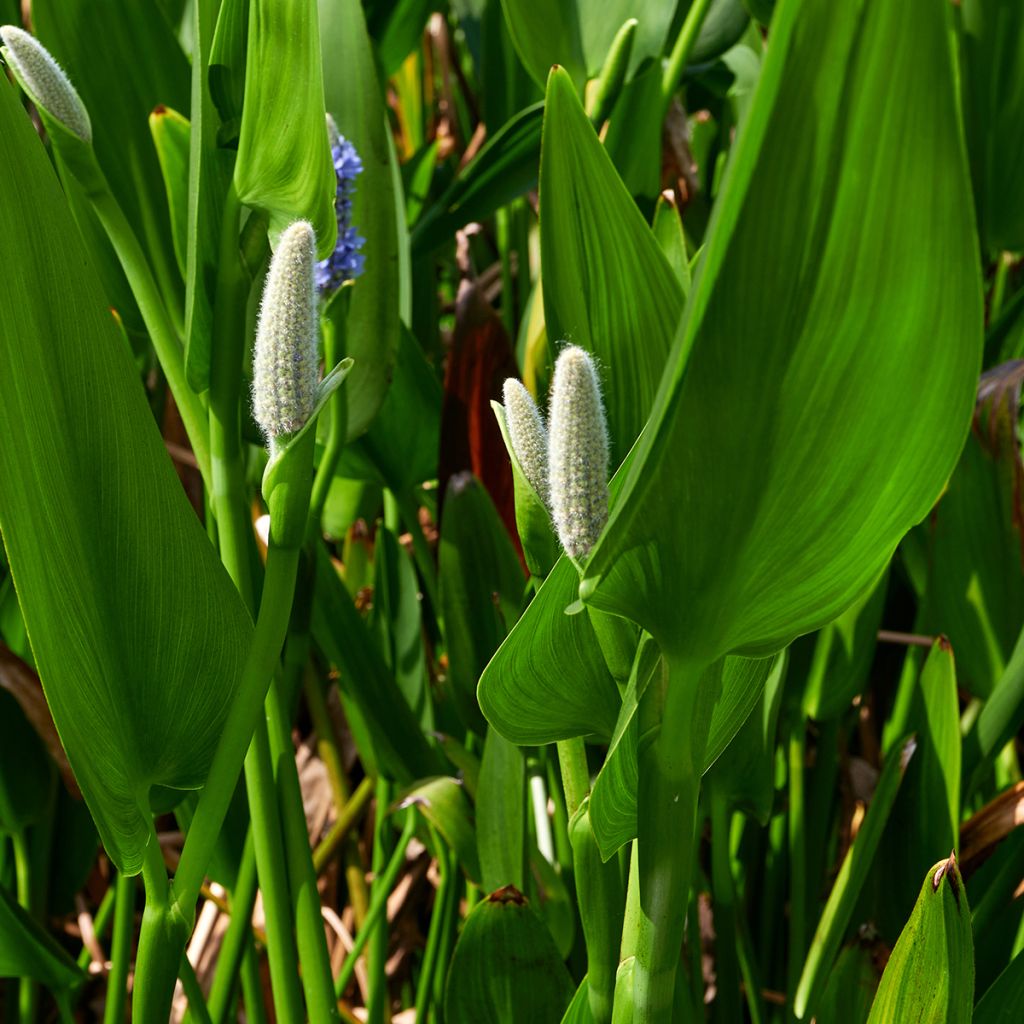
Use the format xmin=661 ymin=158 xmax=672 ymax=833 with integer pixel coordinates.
xmin=316 ymin=114 xmax=366 ymax=296
xmin=0 ymin=26 xmax=91 ymax=142
xmin=252 ymin=221 xmax=319 ymax=447
xmin=502 ymin=379 xmax=550 ymax=505
xmin=548 ymin=345 xmax=609 ymax=561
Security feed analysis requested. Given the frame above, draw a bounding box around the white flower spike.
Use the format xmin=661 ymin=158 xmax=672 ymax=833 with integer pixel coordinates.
xmin=502 ymin=378 xmax=550 ymax=506
xmin=0 ymin=26 xmax=91 ymax=143
xmin=252 ymin=221 xmax=319 ymax=445
xmin=548 ymin=345 xmax=609 ymax=560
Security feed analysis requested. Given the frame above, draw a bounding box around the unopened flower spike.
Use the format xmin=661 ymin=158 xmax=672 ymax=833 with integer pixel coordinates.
xmin=316 ymin=114 xmax=366 ymax=296
xmin=548 ymin=345 xmax=609 ymax=561
xmin=502 ymin=379 xmax=550 ymax=506
xmin=252 ymin=221 xmax=319 ymax=448
xmin=0 ymin=26 xmax=91 ymax=142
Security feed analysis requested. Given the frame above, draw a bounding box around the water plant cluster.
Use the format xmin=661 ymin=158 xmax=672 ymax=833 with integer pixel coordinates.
xmin=0 ymin=0 xmax=1021 ymax=1022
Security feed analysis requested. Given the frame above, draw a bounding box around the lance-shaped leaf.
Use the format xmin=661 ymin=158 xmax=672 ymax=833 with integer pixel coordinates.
xmin=580 ymin=0 xmax=982 ymax=665
xmin=0 ymin=884 xmax=82 ymax=990
xmin=866 ymin=855 xmax=973 ymax=1024
xmin=540 ymin=67 xmax=683 ymax=461
xmin=235 ymin=0 xmax=336 ymax=258
xmin=0 ymin=80 xmax=252 ymax=874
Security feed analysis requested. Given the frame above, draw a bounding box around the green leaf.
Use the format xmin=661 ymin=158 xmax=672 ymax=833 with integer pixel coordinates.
xmin=478 ymin=555 xmax=621 ymax=745
xmin=0 ymin=690 xmax=52 ymax=835
xmin=917 ymin=364 xmax=1024 ymax=698
xmin=689 ymin=0 xmax=751 ymax=65
xmin=560 ymin=977 xmax=597 ymax=1024
xmin=398 ymin=776 xmax=481 ymax=884
xmin=815 ymin=944 xmax=879 ymax=1024
xmin=497 ymin=0 xmax=586 ymax=91
xmin=801 ymin=571 xmax=887 ymax=720
xmin=540 ymin=67 xmax=684 ymax=461
xmin=33 ymin=0 xmax=189 ymax=314
xmin=444 ymin=886 xmax=575 ymax=1024
xmin=148 ymin=105 xmax=191 ymax=278
xmin=411 ymin=103 xmax=543 ymax=256
xmin=975 ymin=945 xmax=1024 ymax=1024
xmin=960 ymin=0 xmax=1024 ymax=252
xmin=477 ymin=727 xmax=527 ymax=892
xmin=439 ymin=474 xmax=526 ymax=734
xmin=0 ymin=884 xmax=82 ymax=989
xmin=651 ymin=195 xmax=692 ymax=295
xmin=0 ymin=78 xmax=253 ymax=874
xmin=320 ymin=0 xmax=401 ymax=439
xmin=235 ymin=0 xmax=336 ymax=258
xmin=865 ymin=855 xmax=973 ymax=1024
xmin=794 ymin=736 xmax=916 ymax=1021
xmin=581 ymin=0 xmax=982 ymax=668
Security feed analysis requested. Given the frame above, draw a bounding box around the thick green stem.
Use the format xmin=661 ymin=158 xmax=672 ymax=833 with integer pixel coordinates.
xmin=556 ymin=737 xmax=590 ymax=819
xmin=660 ymin=0 xmax=717 ymax=114
xmin=633 ymin=655 xmax=714 ymax=1024
xmin=103 ymin=871 xmax=136 ymax=1024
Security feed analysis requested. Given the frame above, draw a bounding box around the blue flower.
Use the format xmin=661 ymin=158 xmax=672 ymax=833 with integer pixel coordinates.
xmin=316 ymin=132 xmax=366 ymax=296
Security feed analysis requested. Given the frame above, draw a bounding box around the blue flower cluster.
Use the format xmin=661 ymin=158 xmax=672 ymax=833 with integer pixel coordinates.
xmin=316 ymin=134 xmax=366 ymax=295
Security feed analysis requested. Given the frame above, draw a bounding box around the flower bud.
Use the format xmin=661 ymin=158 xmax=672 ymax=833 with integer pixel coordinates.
xmin=502 ymin=378 xmax=549 ymax=505
xmin=548 ymin=345 xmax=609 ymax=560
xmin=252 ymin=221 xmax=319 ymax=444
xmin=0 ymin=26 xmax=91 ymax=143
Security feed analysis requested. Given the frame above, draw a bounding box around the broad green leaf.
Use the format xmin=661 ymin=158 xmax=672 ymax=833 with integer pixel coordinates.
xmin=794 ymin=736 xmax=916 ymax=1021
xmin=960 ymin=0 xmax=1024 ymax=252
xmin=477 ymin=727 xmax=527 ymax=892
xmin=0 ymin=79 xmax=252 ymax=874
xmin=975 ymin=945 xmax=1024 ymax=1024
xmin=602 ymin=59 xmax=664 ymax=201
xmin=209 ymin=0 xmax=248 ymax=131
xmin=235 ymin=0 xmax=336 ymax=258
xmin=540 ymin=67 xmax=683 ymax=461
xmin=411 ymin=103 xmax=543 ymax=256
xmin=581 ymin=0 xmax=982 ymax=668
xmin=320 ymin=0 xmax=401 ymax=439
xmin=444 ymin=886 xmax=575 ymax=1024
xmin=478 ymin=555 xmax=621 ymax=745
xmin=312 ymin=543 xmax=442 ymax=783
xmin=560 ymin=977 xmax=597 ymax=1024
xmin=34 ymin=0 xmax=189 ymax=314
xmin=866 ymin=855 xmax=973 ymax=1024
xmin=149 ymin=106 xmax=191 ymax=278
xmin=398 ymin=776 xmax=481 ymax=884
xmin=439 ymin=474 xmax=525 ymax=734
xmin=0 ymin=884 xmax=82 ymax=990
xmin=917 ymin=364 xmax=1024 ymax=698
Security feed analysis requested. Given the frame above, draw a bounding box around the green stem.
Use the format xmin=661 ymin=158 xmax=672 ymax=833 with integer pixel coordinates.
xmin=265 ymin=678 xmax=340 ymax=1021
xmin=240 ymin=940 xmax=270 ymax=1024
xmin=660 ymin=0 xmax=717 ymax=113
xmin=179 ymin=954 xmax=214 ymax=1024
xmin=633 ymin=655 xmax=714 ymax=1024
xmin=12 ymin=831 xmax=38 ymax=1024
xmin=413 ymin=828 xmax=451 ymax=1022
xmin=394 ymin=489 xmax=440 ymax=620
xmin=335 ymin=815 xmax=416 ymax=1000
xmin=366 ymin=779 xmax=393 ymax=1024
xmin=103 ymin=872 xmax=136 ymax=1024
xmin=88 ymin=182 xmax=210 ymax=484
xmin=786 ymin=722 xmax=807 ymax=1011
xmin=709 ymin=790 xmax=741 ymax=1024
xmin=204 ymin=832 xmax=258 ymax=1024
xmin=991 ymin=251 xmax=1013 ymax=322
xmin=76 ymin=884 xmax=117 ymax=974
xmin=313 ymin=777 xmax=375 ymax=875
xmin=556 ymin=737 xmax=590 ymax=819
